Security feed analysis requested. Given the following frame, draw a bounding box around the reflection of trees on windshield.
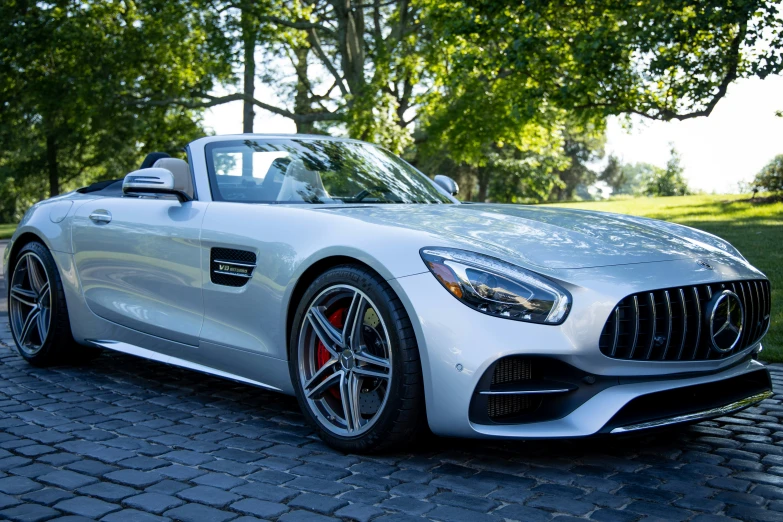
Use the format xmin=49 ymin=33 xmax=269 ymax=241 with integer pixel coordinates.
xmin=212 ymin=139 xmax=452 ymax=204
xmin=214 ymin=152 xmax=238 ymax=176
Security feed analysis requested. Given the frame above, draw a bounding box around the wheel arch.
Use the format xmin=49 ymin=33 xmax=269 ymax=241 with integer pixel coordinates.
xmin=5 ymin=231 xmax=48 ymax=279
xmin=285 ymin=255 xmax=385 ymax=353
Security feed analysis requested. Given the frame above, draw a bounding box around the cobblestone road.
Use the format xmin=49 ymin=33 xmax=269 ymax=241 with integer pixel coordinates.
xmin=0 ymin=243 xmax=782 ymax=522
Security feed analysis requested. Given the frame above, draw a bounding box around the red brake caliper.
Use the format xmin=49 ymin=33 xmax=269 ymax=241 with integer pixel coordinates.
xmin=317 ymin=308 xmax=346 ymax=399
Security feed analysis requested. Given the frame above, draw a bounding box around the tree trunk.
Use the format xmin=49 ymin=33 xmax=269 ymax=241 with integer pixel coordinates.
xmin=46 ymin=134 xmax=59 ymax=197
xmin=241 ymin=5 xmax=256 ymax=134
xmin=476 ymin=168 xmax=491 ymax=202
xmin=331 ymin=0 xmax=366 ymax=97
xmin=293 ymin=45 xmax=315 ymax=134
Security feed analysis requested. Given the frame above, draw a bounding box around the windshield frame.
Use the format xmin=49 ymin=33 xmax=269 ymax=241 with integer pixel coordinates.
xmin=203 ymin=137 xmax=458 ymax=205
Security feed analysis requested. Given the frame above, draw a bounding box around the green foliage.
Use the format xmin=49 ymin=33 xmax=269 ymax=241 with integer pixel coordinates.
xmin=483 ymin=142 xmax=569 ymax=204
xmin=644 ymin=147 xmax=691 ymax=197
xmin=421 ymin=0 xmax=782 ymax=126
xmin=752 ymin=154 xmax=783 ymax=194
xmin=0 ymin=0 xmax=224 ymax=219
xmin=548 ymin=120 xmax=606 ymax=201
xmin=607 ymin=162 xmax=663 ymax=196
xmin=415 ymin=0 xmax=782 ymax=196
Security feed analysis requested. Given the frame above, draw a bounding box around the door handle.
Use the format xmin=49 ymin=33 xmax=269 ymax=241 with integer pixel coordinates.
xmin=89 ymin=210 xmax=112 ymax=224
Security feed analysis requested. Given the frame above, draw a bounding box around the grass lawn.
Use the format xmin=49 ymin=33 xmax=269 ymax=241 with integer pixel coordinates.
xmin=546 ymin=194 xmax=783 ymax=363
xmin=0 ymin=224 xmax=16 ymax=240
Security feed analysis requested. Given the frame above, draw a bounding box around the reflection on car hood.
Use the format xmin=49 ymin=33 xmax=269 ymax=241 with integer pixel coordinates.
xmin=317 ymin=203 xmax=745 ymax=269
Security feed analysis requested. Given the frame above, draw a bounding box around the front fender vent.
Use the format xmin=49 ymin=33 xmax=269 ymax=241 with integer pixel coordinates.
xmin=210 ymin=248 xmax=257 ymax=287
xmin=599 ymin=279 xmax=771 ymax=361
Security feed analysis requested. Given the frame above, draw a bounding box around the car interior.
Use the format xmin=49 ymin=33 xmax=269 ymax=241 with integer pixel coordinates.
xmin=213 ymin=158 xmax=331 ymax=203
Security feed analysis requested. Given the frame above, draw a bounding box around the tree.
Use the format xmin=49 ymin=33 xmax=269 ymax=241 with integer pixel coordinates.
xmin=415 ymin=0 xmax=783 ymax=186
xmin=548 ymin=121 xmax=606 ymax=201
xmin=644 ymin=147 xmax=691 ymax=197
xmin=752 ymin=154 xmax=783 ymax=194
xmin=158 ymin=1 xmax=429 ymax=151
xmin=609 ymin=162 xmax=661 ymax=196
xmin=422 ymin=1 xmax=782 ymax=125
xmin=0 ymin=0 xmax=224 ymax=209
xmin=599 ymin=155 xmax=625 ymax=194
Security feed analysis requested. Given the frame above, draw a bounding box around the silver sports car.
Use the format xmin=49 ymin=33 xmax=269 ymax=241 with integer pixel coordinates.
xmin=5 ymin=134 xmax=773 ymax=452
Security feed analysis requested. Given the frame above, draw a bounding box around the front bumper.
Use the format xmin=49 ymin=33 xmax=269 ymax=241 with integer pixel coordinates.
xmin=390 ymin=271 xmax=772 ymax=439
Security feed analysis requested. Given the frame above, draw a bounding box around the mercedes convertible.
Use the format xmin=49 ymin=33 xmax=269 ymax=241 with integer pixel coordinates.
xmin=5 ymin=134 xmax=773 ymax=452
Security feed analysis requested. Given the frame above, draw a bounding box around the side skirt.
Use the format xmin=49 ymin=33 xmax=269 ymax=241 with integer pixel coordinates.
xmin=87 ymin=339 xmax=283 ymax=392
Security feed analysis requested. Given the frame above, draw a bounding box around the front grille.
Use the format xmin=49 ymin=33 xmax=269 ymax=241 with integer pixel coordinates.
xmin=599 ymin=279 xmax=771 ymax=361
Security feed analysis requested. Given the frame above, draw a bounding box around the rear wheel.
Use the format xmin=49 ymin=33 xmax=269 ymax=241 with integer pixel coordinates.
xmin=290 ymin=265 xmax=425 ymax=452
xmin=8 ymin=241 xmax=98 ymax=366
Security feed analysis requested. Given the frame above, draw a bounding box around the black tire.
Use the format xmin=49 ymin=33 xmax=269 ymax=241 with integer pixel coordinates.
xmin=289 ymin=265 xmax=426 ymax=453
xmin=7 ymin=241 xmax=99 ymax=367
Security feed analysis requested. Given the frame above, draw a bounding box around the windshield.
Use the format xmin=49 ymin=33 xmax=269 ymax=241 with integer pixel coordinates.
xmin=205 ymin=138 xmax=453 ymax=204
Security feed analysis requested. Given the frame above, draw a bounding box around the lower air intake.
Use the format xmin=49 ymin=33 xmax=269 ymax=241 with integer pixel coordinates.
xmin=487 ymin=357 xmax=537 ymax=420
xmin=487 ymin=394 xmax=536 ymax=419
xmin=492 ymin=357 xmax=532 ymax=385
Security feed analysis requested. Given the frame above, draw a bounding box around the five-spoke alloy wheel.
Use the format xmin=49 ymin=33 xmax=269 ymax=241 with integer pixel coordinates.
xmin=290 ymin=265 xmax=425 ymax=452
xmin=298 ymin=284 xmax=393 ymax=436
xmin=10 ymin=252 xmax=52 ymax=355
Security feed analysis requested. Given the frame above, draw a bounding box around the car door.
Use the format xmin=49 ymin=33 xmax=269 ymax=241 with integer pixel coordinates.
xmin=71 ymin=197 xmax=207 ymax=346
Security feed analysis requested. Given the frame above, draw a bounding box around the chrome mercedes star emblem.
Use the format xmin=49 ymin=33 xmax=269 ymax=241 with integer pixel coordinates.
xmin=706 ymin=290 xmax=743 ymax=353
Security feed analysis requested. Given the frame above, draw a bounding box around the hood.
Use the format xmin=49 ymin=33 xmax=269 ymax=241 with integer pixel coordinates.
xmin=314 ymin=203 xmax=745 ymax=270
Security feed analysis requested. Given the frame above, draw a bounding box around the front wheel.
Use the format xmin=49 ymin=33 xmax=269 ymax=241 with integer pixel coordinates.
xmin=289 ymin=265 xmax=425 ymax=452
xmin=8 ymin=241 xmax=98 ymax=366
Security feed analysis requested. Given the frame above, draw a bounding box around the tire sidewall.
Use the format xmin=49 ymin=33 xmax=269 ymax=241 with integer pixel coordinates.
xmin=289 ymin=265 xmax=414 ymax=452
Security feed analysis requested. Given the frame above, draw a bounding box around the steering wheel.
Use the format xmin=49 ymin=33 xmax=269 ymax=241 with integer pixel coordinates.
xmin=351 ymin=186 xmax=392 ymax=202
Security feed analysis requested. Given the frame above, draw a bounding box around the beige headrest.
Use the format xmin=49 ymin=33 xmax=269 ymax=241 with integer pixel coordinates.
xmin=277 ymin=160 xmax=328 ymax=202
xmin=153 ymin=158 xmax=193 ymax=198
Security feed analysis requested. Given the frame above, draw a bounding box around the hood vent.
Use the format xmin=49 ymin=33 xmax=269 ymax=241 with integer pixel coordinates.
xmin=210 ymin=248 xmax=256 ymax=287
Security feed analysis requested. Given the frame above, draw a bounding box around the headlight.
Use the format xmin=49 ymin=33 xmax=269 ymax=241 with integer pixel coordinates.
xmin=420 ymin=248 xmax=571 ymax=324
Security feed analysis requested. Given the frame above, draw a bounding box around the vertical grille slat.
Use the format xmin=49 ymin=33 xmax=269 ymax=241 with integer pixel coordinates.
xmin=628 ymin=296 xmax=640 ymax=359
xmin=752 ymin=281 xmax=763 ymax=342
xmin=691 ymin=286 xmax=702 ymax=360
xmin=737 ymin=282 xmax=749 ymax=350
xmin=611 ymin=307 xmax=620 ymax=356
xmin=762 ymin=281 xmax=771 ymax=334
xmin=599 ymin=279 xmax=770 ymax=362
xmin=746 ymin=281 xmax=756 ymax=346
xmin=676 ymin=288 xmax=688 ymax=360
xmin=644 ymin=293 xmax=656 ymax=360
xmin=660 ymin=290 xmax=673 ymax=360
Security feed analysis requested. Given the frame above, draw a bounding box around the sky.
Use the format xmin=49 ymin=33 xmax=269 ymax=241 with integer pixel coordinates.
xmin=203 ymin=75 xmax=783 ymax=194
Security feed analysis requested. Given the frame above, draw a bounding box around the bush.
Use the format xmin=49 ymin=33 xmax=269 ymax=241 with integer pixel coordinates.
xmin=644 ymin=146 xmax=690 ymax=197
xmin=753 ymin=155 xmax=783 ymax=195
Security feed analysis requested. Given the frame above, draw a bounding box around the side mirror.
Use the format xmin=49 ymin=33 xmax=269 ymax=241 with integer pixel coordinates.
xmin=123 ymin=168 xmax=191 ymax=203
xmin=434 ymin=175 xmax=459 ymax=196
